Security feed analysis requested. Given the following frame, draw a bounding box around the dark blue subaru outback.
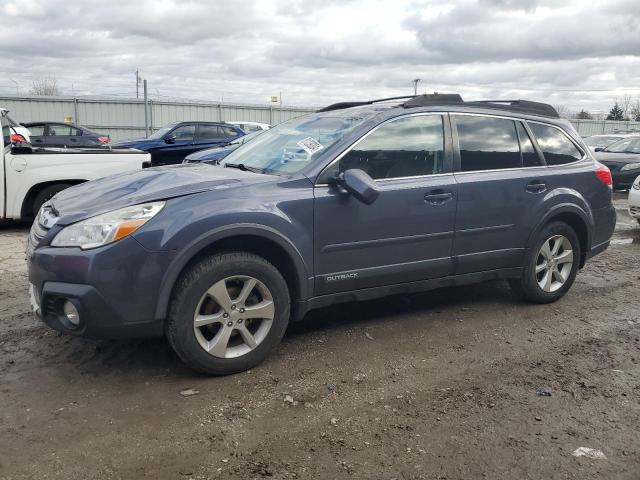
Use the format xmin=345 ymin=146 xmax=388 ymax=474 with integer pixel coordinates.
xmin=27 ymin=94 xmax=616 ymax=375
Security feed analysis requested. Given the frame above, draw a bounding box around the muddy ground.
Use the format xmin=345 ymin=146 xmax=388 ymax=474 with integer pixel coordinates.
xmin=0 ymin=193 xmax=638 ymax=480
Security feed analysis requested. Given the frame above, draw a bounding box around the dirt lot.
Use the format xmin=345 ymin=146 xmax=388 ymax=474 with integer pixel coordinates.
xmin=1 ymin=194 xmax=639 ymax=480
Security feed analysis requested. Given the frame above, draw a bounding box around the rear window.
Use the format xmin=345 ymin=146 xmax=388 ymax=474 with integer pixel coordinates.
xmin=528 ymin=123 xmax=583 ymax=165
xmin=455 ymin=116 xmax=521 ymax=171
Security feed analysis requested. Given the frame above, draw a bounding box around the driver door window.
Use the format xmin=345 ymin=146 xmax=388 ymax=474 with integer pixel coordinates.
xmin=323 ymin=115 xmax=445 ymax=181
xmin=172 ymin=125 xmax=195 ymax=141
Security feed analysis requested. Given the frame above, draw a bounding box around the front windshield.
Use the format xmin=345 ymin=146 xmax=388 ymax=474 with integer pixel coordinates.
xmin=221 ymin=111 xmax=373 ymax=175
xmin=149 ymin=123 xmax=179 ymax=140
xmin=583 ymin=135 xmax=620 ymax=148
xmin=605 ymin=137 xmax=640 ymax=154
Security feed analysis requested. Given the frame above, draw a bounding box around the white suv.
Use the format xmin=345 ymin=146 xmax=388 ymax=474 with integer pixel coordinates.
xmin=629 ymin=175 xmax=640 ymax=224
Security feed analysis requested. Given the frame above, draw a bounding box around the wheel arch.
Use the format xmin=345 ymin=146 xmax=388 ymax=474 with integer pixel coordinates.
xmin=21 ymin=179 xmax=87 ymax=220
xmin=154 ymin=224 xmax=311 ymax=323
xmin=528 ymin=203 xmax=593 ymax=268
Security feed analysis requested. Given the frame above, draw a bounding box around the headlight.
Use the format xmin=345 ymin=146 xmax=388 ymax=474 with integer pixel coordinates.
xmin=620 ymin=162 xmax=640 ymax=171
xmin=51 ymin=202 xmax=165 ymax=249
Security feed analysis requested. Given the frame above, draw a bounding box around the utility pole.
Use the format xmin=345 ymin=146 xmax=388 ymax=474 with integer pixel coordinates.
xmin=412 ymin=78 xmax=421 ymax=96
xmin=143 ymin=79 xmax=149 ymax=137
xmin=10 ymin=78 xmax=19 ymax=96
xmin=136 ymin=70 xmax=140 ymax=98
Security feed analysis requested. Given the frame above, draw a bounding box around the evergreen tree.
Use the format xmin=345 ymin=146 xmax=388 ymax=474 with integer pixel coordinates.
xmin=576 ymin=110 xmax=593 ymax=119
xmin=606 ymin=102 xmax=625 ymax=121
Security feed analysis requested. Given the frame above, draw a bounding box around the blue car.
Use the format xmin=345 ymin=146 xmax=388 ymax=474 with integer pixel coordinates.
xmin=115 ymin=121 xmax=245 ymax=166
xmin=183 ymin=131 xmax=263 ymax=164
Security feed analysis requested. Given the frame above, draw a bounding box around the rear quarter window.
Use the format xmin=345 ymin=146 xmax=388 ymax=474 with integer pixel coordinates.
xmin=528 ymin=123 xmax=583 ymax=165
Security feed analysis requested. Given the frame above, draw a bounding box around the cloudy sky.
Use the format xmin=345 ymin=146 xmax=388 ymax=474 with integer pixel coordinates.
xmin=1 ymin=0 xmax=639 ymax=114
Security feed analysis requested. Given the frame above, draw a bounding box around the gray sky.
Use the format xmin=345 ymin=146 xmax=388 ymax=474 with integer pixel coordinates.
xmin=2 ymin=0 xmax=639 ymax=114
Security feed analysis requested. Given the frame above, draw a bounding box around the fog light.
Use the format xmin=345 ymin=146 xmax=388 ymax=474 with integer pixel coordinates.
xmin=63 ymin=301 xmax=80 ymax=326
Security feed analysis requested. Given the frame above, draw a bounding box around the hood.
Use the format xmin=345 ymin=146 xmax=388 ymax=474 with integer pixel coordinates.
xmin=50 ymin=164 xmax=276 ymax=224
xmin=594 ymin=151 xmax=640 ymax=164
xmin=113 ymin=138 xmax=158 ymax=149
xmin=185 ymin=144 xmax=237 ymax=161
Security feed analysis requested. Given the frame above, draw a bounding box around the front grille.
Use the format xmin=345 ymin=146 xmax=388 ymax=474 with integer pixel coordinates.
xmin=630 ymin=206 xmax=640 ymax=216
xmin=26 ymin=205 xmax=58 ymax=257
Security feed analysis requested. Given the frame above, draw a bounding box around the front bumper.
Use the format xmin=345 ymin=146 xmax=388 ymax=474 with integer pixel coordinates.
xmin=28 ymin=236 xmax=170 ymax=339
xmin=629 ymin=184 xmax=640 ymax=218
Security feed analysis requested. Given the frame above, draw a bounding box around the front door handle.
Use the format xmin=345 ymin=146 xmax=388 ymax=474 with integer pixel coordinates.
xmin=526 ymin=181 xmax=547 ymax=194
xmin=424 ymin=191 xmax=454 ymax=205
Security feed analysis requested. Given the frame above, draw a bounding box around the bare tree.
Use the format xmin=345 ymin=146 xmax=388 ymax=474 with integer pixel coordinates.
xmin=619 ymin=94 xmax=632 ymax=120
xmin=553 ymin=104 xmax=570 ymax=118
xmin=29 ymin=76 xmax=60 ymax=96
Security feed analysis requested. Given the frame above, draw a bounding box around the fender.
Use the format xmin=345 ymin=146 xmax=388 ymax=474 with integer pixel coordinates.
xmin=525 ymin=201 xmax=594 ymax=254
xmin=153 ymin=223 xmax=312 ymax=321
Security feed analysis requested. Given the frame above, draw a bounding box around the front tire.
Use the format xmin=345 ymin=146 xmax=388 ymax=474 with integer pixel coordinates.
xmin=167 ymin=252 xmax=290 ymax=375
xmin=509 ymin=221 xmax=580 ymax=303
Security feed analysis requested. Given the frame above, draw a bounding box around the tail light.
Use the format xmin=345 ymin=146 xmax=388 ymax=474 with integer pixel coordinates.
xmin=10 ymin=133 xmax=26 ymax=144
xmin=98 ymin=136 xmax=110 ymax=144
xmin=595 ymin=162 xmax=612 ymax=188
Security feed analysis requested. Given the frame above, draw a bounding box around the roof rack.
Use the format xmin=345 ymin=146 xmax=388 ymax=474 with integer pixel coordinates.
xmin=317 ymin=96 xmax=414 ymax=112
xmin=318 ymin=94 xmax=560 ymax=118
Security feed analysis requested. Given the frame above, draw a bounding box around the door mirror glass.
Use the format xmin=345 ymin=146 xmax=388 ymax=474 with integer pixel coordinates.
xmin=334 ymin=168 xmax=380 ymax=205
xmin=164 ymin=134 xmax=176 ymax=144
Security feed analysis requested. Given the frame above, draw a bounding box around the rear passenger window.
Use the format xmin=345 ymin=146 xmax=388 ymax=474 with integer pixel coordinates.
xmin=528 ymin=123 xmax=583 ymax=165
xmin=328 ymin=114 xmax=445 ymax=180
xmin=197 ymin=125 xmax=222 ymax=140
xmin=455 ymin=116 xmax=521 ymax=171
xmin=517 ymin=123 xmax=542 ymax=167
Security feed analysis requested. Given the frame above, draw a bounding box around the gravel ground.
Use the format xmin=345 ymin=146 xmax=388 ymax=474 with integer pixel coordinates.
xmin=0 ymin=194 xmax=638 ymax=480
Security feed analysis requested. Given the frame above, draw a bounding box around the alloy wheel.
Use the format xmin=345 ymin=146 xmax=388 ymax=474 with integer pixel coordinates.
xmin=535 ymin=235 xmax=574 ymax=293
xmin=193 ymin=275 xmax=275 ymax=358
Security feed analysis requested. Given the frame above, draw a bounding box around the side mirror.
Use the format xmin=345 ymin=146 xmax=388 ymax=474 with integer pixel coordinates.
xmin=333 ymin=169 xmax=380 ymax=205
xmin=164 ymin=134 xmax=176 ymax=144
xmin=594 ymin=147 xmax=604 ymax=152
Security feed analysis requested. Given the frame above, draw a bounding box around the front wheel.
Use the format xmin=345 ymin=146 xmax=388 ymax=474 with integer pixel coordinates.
xmin=509 ymin=221 xmax=580 ymax=303
xmin=167 ymin=252 xmax=290 ymax=375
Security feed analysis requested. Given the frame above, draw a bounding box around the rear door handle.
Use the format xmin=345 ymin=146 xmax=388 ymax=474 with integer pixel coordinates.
xmin=526 ymin=181 xmax=547 ymax=194
xmin=424 ymin=191 xmax=454 ymax=205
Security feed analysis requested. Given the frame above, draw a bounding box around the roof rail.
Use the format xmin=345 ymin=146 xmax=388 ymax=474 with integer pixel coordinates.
xmin=318 ymin=94 xmax=560 ymax=118
xmin=317 ymin=96 xmax=414 ymax=112
xmin=463 ymin=100 xmax=559 ymax=118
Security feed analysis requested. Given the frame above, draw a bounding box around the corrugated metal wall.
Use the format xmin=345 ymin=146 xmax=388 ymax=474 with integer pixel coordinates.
xmin=569 ymin=119 xmax=640 ymax=137
xmin=3 ymin=95 xmax=640 ymax=141
xmin=0 ymin=95 xmax=315 ymax=141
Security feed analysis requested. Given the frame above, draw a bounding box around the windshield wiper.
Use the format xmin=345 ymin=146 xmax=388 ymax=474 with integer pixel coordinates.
xmin=224 ymin=162 xmax=264 ymax=173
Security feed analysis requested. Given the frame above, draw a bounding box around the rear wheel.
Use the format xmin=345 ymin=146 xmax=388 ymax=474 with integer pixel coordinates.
xmin=32 ymin=183 xmax=72 ymax=216
xmin=509 ymin=221 xmax=580 ymax=303
xmin=167 ymin=252 xmax=290 ymax=375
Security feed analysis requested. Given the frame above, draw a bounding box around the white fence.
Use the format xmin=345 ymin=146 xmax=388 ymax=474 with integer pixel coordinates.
xmin=3 ymin=94 xmax=639 ymax=141
xmin=0 ymin=95 xmax=315 ymax=141
xmin=569 ymin=119 xmax=640 ymax=137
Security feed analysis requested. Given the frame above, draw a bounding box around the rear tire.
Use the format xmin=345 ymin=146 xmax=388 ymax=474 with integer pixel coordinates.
xmin=167 ymin=251 xmax=290 ymax=375
xmin=509 ymin=221 xmax=580 ymax=303
xmin=32 ymin=183 xmax=72 ymax=216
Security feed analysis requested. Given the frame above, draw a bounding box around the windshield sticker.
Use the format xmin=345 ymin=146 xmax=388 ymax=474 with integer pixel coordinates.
xmin=297 ymin=137 xmax=324 ymax=155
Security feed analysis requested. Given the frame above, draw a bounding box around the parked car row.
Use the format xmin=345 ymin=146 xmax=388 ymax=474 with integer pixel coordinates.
xmin=9 ymin=115 xmax=271 ymax=166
